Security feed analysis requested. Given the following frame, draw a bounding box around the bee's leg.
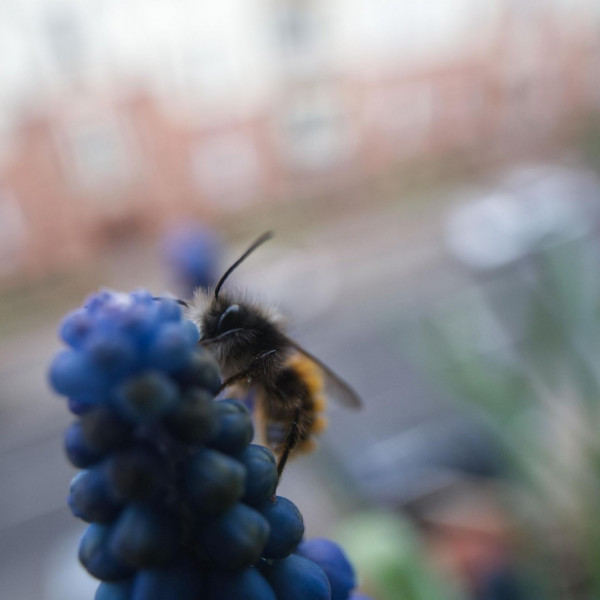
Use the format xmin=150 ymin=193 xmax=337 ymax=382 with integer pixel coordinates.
xmin=218 ymin=349 xmax=278 ymax=393
xmin=218 ymin=370 xmax=252 ymax=393
xmin=276 ymin=406 xmax=301 ymax=480
xmin=253 ymin=397 xmax=269 ymax=447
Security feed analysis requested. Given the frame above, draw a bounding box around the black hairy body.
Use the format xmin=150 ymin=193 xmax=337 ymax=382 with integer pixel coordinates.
xmin=189 ymin=289 xmax=325 ymax=475
xmin=185 ymin=232 xmax=360 ymax=479
xmin=195 ymin=292 xmax=289 ymax=383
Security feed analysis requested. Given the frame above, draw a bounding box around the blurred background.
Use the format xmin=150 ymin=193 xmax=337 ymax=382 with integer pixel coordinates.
xmin=3 ymin=1 xmax=600 ymax=599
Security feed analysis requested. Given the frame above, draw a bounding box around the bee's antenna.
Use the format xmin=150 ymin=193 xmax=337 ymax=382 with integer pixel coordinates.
xmin=152 ymin=296 xmax=190 ymax=308
xmin=214 ymin=231 xmax=274 ymax=299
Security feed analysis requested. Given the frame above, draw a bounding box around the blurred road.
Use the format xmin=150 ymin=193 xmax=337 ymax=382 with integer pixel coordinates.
xmin=0 ymin=192 xmax=464 ymax=600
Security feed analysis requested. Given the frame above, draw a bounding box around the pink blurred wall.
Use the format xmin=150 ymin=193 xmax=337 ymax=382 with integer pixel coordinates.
xmin=1 ymin=4 xmax=599 ymax=282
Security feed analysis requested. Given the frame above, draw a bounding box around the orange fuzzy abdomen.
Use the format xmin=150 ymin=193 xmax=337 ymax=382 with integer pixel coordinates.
xmin=255 ymin=353 xmax=329 ymax=458
xmin=284 ymin=354 xmax=328 ymax=454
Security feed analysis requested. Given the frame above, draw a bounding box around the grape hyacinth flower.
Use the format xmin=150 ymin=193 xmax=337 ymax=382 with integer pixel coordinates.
xmin=49 ymin=289 xmax=371 ymax=600
xmin=162 ymin=223 xmax=222 ymax=297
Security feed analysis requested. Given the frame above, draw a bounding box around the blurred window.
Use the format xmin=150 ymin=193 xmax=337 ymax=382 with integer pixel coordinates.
xmin=353 ymin=0 xmax=496 ymax=62
xmin=190 ymin=132 xmax=262 ymax=208
xmin=276 ymin=2 xmax=319 ymax=55
xmin=369 ymin=82 xmax=434 ymax=149
xmin=274 ymin=1 xmax=327 ymax=75
xmin=43 ymin=10 xmax=85 ymax=79
xmin=442 ymin=77 xmax=486 ymax=144
xmin=279 ymin=87 xmax=353 ymax=171
xmin=178 ymin=44 xmax=235 ymax=101
xmin=59 ymin=113 xmax=136 ymax=192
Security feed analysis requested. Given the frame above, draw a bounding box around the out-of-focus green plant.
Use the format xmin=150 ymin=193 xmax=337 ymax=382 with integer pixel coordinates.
xmin=413 ymin=181 xmax=600 ymax=599
xmin=578 ymin=114 xmax=600 ymax=175
xmin=336 ymin=512 xmax=466 ymax=600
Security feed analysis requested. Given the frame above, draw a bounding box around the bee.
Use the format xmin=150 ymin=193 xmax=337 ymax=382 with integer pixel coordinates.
xmin=185 ymin=231 xmax=362 ymax=478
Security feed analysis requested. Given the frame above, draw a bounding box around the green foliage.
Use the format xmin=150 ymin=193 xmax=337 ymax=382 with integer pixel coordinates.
xmin=412 ymin=229 xmax=600 ymax=598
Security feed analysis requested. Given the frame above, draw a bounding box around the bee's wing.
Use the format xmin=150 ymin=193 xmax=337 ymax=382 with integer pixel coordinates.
xmin=285 ymin=337 xmax=362 ymax=409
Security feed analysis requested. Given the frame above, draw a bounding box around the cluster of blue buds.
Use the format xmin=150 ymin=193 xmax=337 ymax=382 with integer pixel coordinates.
xmin=162 ymin=224 xmax=222 ymax=296
xmin=49 ymin=289 xmax=370 ymax=600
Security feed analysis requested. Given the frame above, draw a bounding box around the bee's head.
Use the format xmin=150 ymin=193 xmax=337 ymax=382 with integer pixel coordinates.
xmin=185 ymin=231 xmax=274 ymax=349
xmin=201 ymin=296 xmax=246 ymax=341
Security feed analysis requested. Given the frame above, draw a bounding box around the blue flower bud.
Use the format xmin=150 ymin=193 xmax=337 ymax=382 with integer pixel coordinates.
xmin=114 ymin=372 xmax=178 ymax=423
xmin=180 ymin=319 xmax=200 ymax=345
xmin=109 ymin=504 xmax=178 ymax=568
xmin=49 ymin=350 xmax=106 ymax=399
xmin=68 ymin=468 xmax=123 ymax=523
xmin=106 ymin=445 xmax=166 ymax=501
xmin=131 ymin=561 xmax=205 ymax=600
xmin=259 ymin=496 xmax=304 ymax=559
xmin=238 ymin=444 xmax=278 ymax=507
xmin=164 ymin=389 xmax=219 ymax=444
xmin=262 ymin=554 xmax=331 ymax=600
xmin=195 ymin=503 xmax=270 ymax=570
xmin=79 ymin=523 xmax=134 ymax=581
xmin=154 ymin=298 xmax=183 ymax=322
xmin=79 ymin=406 xmax=132 ymax=453
xmin=208 ymin=399 xmax=254 ymax=455
xmin=183 ymin=448 xmax=246 ymax=515
xmin=95 ymin=580 xmax=133 ymax=600
xmin=64 ymin=421 xmax=105 ymax=468
xmin=296 ymin=538 xmax=356 ymax=600
xmin=207 ymin=567 xmax=276 ymax=600
xmin=85 ymin=331 xmax=138 ymax=378
xmin=145 ymin=323 xmax=194 ymax=372
xmin=173 ymin=352 xmax=221 ymax=395
xmin=60 ymin=309 xmax=94 ymax=349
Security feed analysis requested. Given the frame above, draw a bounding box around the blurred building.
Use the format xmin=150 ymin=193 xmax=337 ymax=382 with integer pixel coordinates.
xmin=1 ymin=0 xmax=600 ymax=282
